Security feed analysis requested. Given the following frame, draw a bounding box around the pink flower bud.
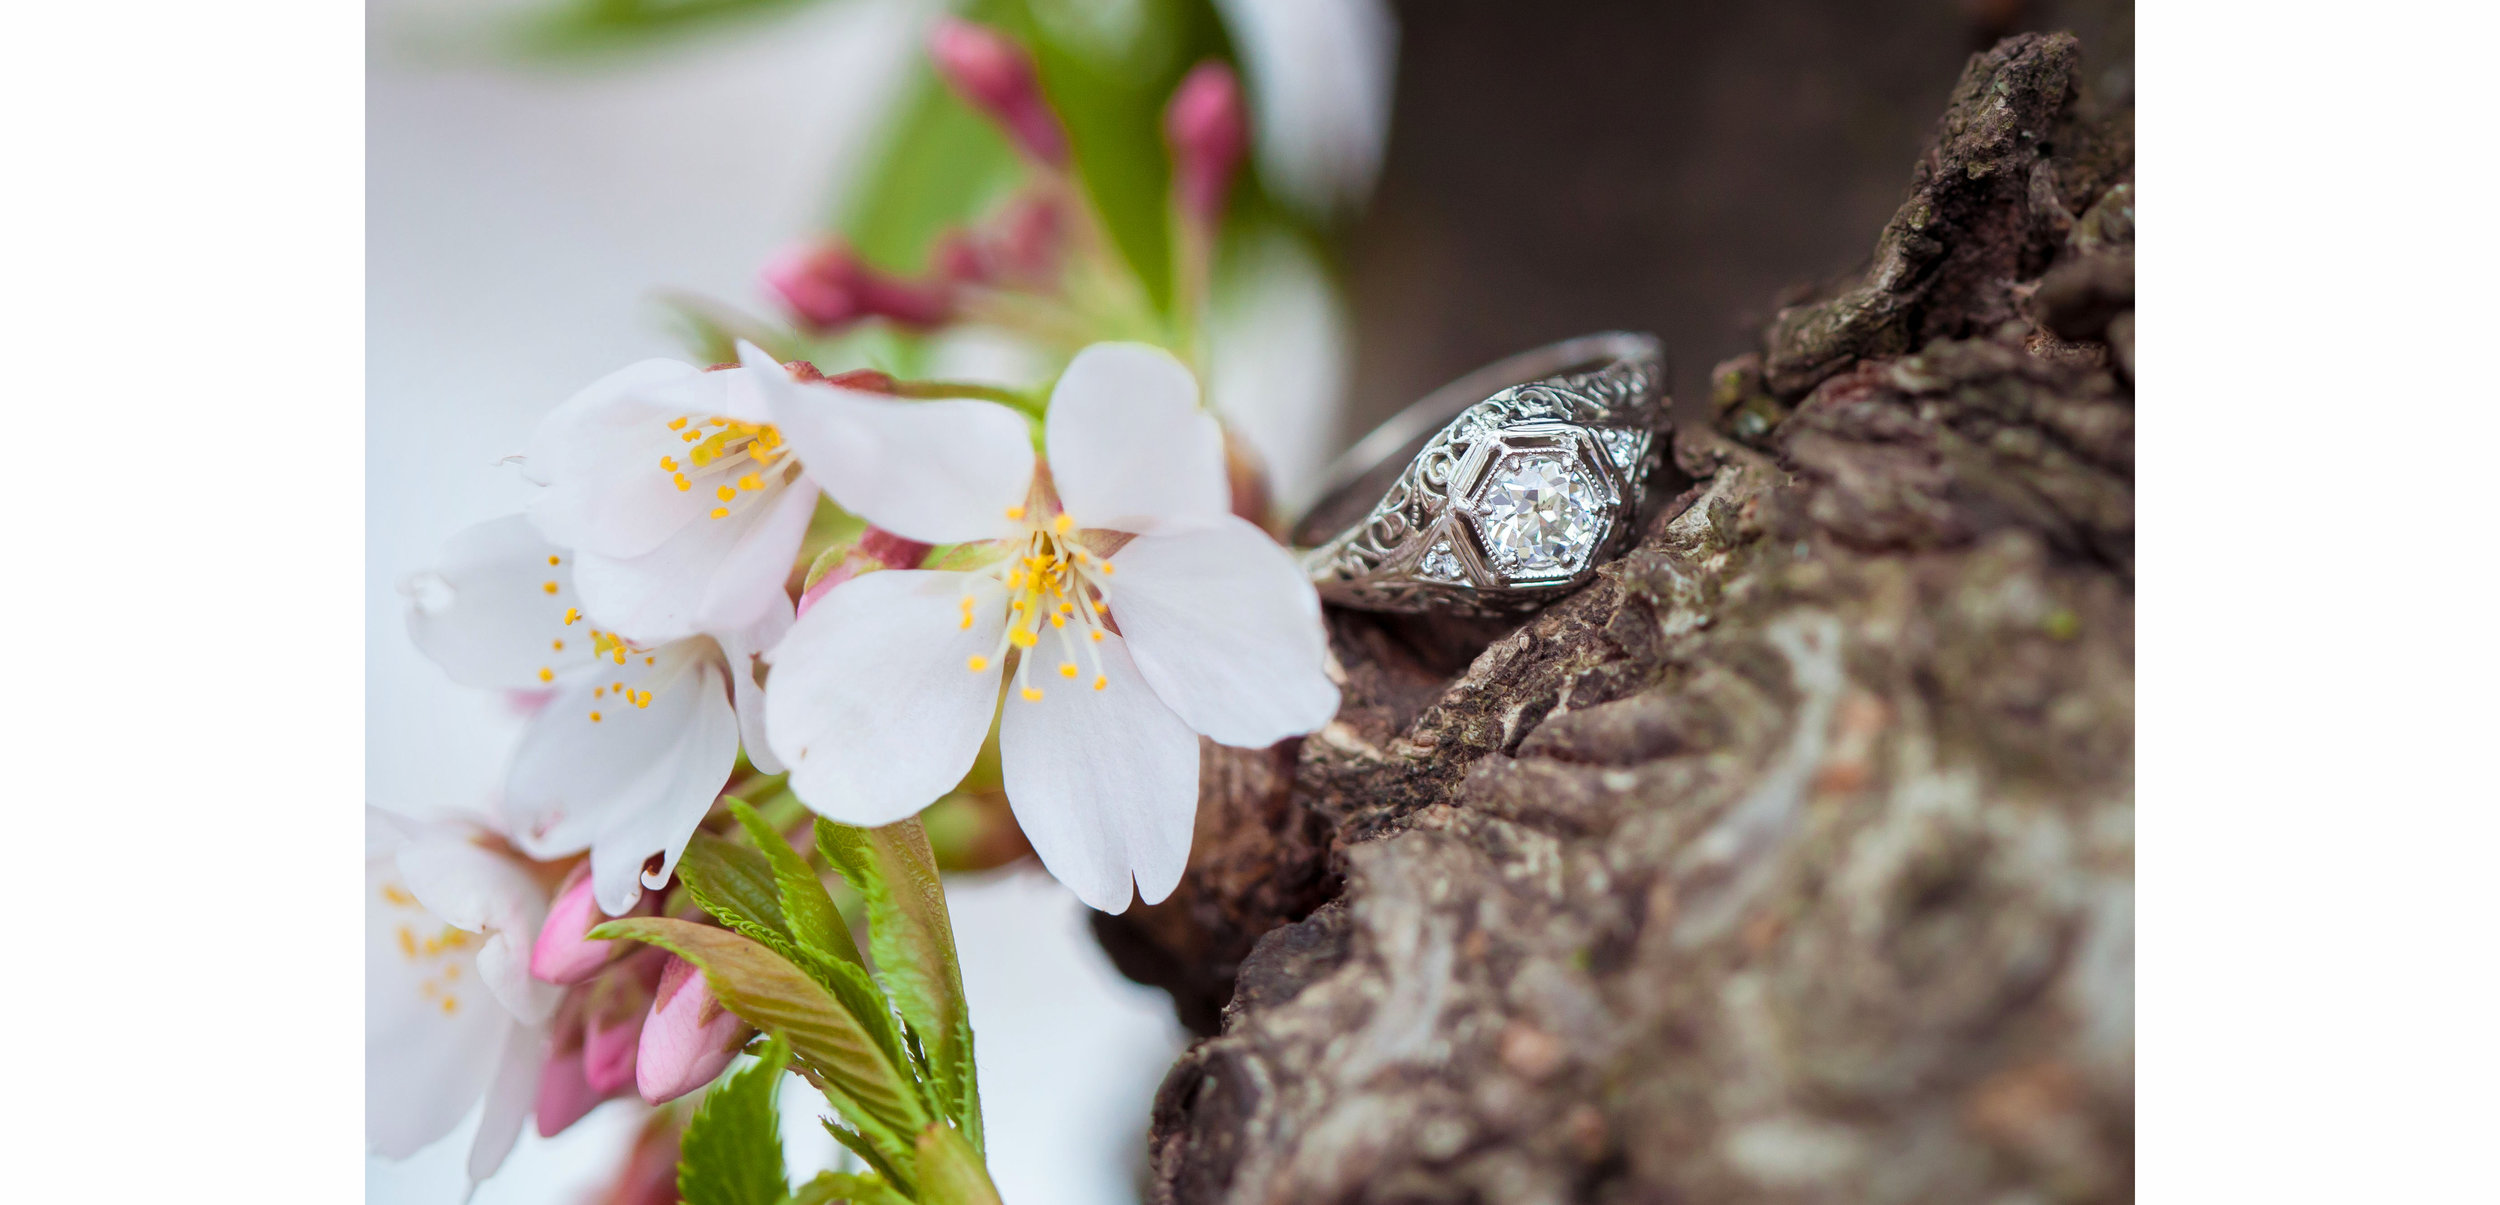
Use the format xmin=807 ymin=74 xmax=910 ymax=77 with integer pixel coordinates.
xmin=764 ymin=243 xmax=952 ymax=333
xmin=1165 ymin=62 xmax=1248 ymax=224
xmin=531 ymin=861 xmax=639 ymax=985
xmin=535 ymin=988 xmax=633 ymax=1138
xmin=929 ymin=19 xmax=1068 ymax=166
xmin=580 ymin=950 xmax=663 ymax=1094
xmin=636 ymin=956 xmax=751 ymax=1104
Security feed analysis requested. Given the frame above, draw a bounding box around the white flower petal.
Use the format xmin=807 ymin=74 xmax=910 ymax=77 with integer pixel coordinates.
xmin=723 ymin=595 xmax=795 ymax=776
xmin=405 ymin=515 xmax=596 ymax=691
xmin=395 ymin=832 xmax=562 ymax=1025
xmin=765 ymin=569 xmax=1007 ymax=827
xmin=366 ymin=854 xmax=514 ymax=1159
xmin=1212 ymin=0 xmax=1397 ymax=217
xmin=1106 ymin=516 xmax=1339 ymax=747
xmin=504 ymin=647 xmax=743 ymax=915
xmin=998 ymin=630 xmax=1200 ymax=913
xmin=527 ymin=359 xmax=735 ymax=560
xmin=740 ymin=341 xmax=1035 ymax=546
xmin=1046 ymin=343 xmax=1228 ymax=534
xmin=567 ymin=472 xmax=813 ymax=645
xmin=468 ymin=1022 xmax=546 ymax=1184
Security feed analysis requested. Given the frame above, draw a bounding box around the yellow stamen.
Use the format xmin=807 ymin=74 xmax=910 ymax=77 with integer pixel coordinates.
xmin=716 ymin=484 xmax=737 ymax=502
xmin=1059 ymin=662 xmax=1078 ymax=679
xmin=1050 ymin=613 xmax=1066 ymax=628
xmin=1005 ymin=505 xmax=1026 ymax=521
xmin=1009 ymin=628 xmax=1038 ymax=649
xmin=1053 ymin=513 xmax=1074 ymax=534
xmin=667 ymin=416 xmax=689 ymax=430
xmin=644 ymin=655 xmax=655 ymax=666
xmin=738 ymin=474 xmax=763 ymax=491
xmin=682 ymin=430 xmax=702 ymax=443
xmin=551 ymin=640 xmax=564 ymax=651
xmin=396 ymin=926 xmax=415 ymax=957
xmin=589 ymin=711 xmax=603 ymax=722
xmin=674 ymin=473 xmax=691 ymax=492
xmin=660 ymin=456 xmax=676 ymax=471
xmin=594 ymin=687 xmax=604 ymax=699
xmin=1093 ymin=675 xmax=1108 ymax=691
xmin=547 ymin=555 xmax=561 ymax=566
xmin=1021 ymin=687 xmax=1043 ymax=702
xmin=441 ymin=997 xmax=458 ymax=1015
xmin=537 ymin=667 xmax=554 ymax=683
xmin=564 ymin=608 xmax=581 ymax=625
xmin=967 ymin=655 xmax=989 ymax=672
xmin=710 ymin=507 xmax=730 ymax=520
xmin=1089 ymin=630 xmax=1104 ymax=642
xmin=542 ymin=581 xmax=559 ymax=595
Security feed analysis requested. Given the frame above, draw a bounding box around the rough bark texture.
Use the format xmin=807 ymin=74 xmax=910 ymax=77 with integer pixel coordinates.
xmin=1104 ymin=30 xmax=2134 ymax=1204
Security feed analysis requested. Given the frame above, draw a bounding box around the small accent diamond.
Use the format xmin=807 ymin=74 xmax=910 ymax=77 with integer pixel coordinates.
xmin=1417 ymin=539 xmax=1464 ymax=582
xmin=1598 ymin=428 xmax=1643 ymax=469
xmin=1468 ymin=452 xmax=1606 ymax=579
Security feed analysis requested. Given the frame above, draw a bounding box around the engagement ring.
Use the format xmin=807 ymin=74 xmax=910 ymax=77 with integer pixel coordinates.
xmin=1291 ymin=332 xmax=1668 ymax=615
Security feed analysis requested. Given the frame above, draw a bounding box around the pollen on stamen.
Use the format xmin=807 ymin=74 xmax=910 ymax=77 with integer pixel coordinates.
xmin=1089 ymin=630 xmax=1104 ymax=642
xmin=542 ymin=581 xmax=559 ymax=594
xmin=1005 ymin=505 xmax=1026 ymax=520
xmin=1059 ymin=662 xmax=1078 ymax=678
xmin=594 ymin=687 xmax=605 ymax=699
xmin=589 ymin=711 xmax=603 ymax=722
xmin=715 ymin=485 xmax=737 ymax=502
xmin=1050 ymin=613 xmax=1066 ymax=628
xmin=1093 ymin=675 xmax=1108 ymax=691
xmin=667 ymin=417 xmax=689 ymax=430
xmin=682 ymin=430 xmax=702 ymax=443
xmin=644 ymin=655 xmax=656 ymax=665
xmin=1053 ymin=513 xmax=1074 ymax=534
xmin=564 ymin=608 xmax=581 ymax=625
xmin=552 ymin=639 xmax=564 ymax=651
xmin=547 ymin=555 xmax=561 ymax=566
xmin=660 ymin=456 xmax=677 ymax=471
xmin=441 ymin=996 xmax=459 ymax=1015
xmin=1021 ymin=687 xmax=1043 ymax=702
xmin=674 ymin=474 xmax=691 ymax=492
xmin=710 ymin=507 xmax=730 ymax=520
xmin=1009 ymin=628 xmax=1038 ymax=649
xmin=967 ymin=655 xmax=989 ymax=672
xmin=738 ymin=474 xmax=763 ymax=492
xmin=537 ymin=667 xmax=554 ymax=683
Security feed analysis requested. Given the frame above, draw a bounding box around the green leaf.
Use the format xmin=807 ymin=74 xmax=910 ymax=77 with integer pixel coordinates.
xmin=728 ymin=798 xmax=864 ymax=970
xmin=817 ymin=818 xmax=983 ymax=1150
xmin=914 ymin=1124 xmax=1003 ymax=1205
xmin=839 ymin=65 xmax=1025 ymax=276
xmin=590 ymin=918 xmax=931 ymax=1159
xmin=788 ymin=1170 xmax=910 ymax=1205
xmin=676 ymin=832 xmax=799 ymax=960
xmin=821 ymin=1123 xmax=915 ymax=1200
xmin=679 ymin=1039 xmax=792 ymax=1205
xmin=512 ymin=0 xmax=825 ymax=57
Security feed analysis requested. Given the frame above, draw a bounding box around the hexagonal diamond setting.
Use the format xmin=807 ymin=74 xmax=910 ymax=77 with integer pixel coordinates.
xmin=1468 ymin=452 xmax=1606 ymax=579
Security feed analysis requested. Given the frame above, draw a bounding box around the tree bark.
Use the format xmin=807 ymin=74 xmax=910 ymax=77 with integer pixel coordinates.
xmin=1101 ymin=30 xmax=2134 ymax=1204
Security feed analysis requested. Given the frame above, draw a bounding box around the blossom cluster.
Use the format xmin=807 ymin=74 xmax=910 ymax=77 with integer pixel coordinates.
xmin=369 ymin=15 xmax=1362 ymax=1194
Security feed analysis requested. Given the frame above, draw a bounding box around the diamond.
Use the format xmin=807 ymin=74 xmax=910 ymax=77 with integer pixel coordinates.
xmin=1417 ymin=539 xmax=1464 ymax=582
xmin=1468 ymin=453 xmax=1605 ymax=579
xmin=1598 ymin=428 xmax=1643 ymax=469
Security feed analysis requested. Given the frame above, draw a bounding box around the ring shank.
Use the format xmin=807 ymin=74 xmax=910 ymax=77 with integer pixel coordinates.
xmin=1290 ymin=331 xmax=1663 ymax=547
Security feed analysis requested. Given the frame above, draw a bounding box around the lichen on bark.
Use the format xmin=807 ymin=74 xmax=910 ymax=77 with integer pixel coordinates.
xmin=1106 ymin=29 xmax=2134 ymax=1204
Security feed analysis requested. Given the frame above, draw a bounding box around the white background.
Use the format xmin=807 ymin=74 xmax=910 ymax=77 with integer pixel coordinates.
xmin=7 ymin=2 xmax=2500 ymax=1203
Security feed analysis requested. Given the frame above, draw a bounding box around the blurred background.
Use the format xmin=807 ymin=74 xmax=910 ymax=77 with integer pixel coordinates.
xmin=367 ymin=1 xmax=2129 ymax=1200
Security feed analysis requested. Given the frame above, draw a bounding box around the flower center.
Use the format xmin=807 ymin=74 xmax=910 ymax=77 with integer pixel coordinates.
xmin=963 ymin=509 xmax=1116 ymax=703
xmin=381 ymin=880 xmax=475 ymax=1016
xmin=657 ymin=413 xmax=792 ymax=521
